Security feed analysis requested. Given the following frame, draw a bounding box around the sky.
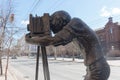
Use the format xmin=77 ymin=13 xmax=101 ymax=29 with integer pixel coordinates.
xmin=1 ymin=0 xmax=120 ymax=36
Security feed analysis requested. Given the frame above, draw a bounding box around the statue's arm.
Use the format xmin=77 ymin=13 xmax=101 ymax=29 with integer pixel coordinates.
xmin=25 ymin=27 xmax=75 ymax=46
xmin=51 ymin=27 xmax=75 ymax=46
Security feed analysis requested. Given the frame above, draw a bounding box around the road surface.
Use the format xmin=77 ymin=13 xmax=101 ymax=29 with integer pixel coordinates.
xmin=4 ymin=57 xmax=120 ymax=80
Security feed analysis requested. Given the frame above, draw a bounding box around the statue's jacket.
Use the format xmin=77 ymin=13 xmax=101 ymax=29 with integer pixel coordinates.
xmin=53 ymin=18 xmax=110 ymax=80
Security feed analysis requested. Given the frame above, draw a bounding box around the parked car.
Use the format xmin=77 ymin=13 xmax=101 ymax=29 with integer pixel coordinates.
xmin=11 ymin=56 xmax=17 ymax=59
xmin=2 ymin=56 xmax=7 ymax=59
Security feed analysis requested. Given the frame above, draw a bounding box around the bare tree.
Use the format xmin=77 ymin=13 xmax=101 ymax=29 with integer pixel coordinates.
xmin=0 ymin=1 xmax=16 ymax=80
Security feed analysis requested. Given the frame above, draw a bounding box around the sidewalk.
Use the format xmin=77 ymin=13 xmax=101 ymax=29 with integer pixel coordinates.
xmin=0 ymin=62 xmax=26 ymax=80
xmin=0 ymin=67 xmax=18 ymax=80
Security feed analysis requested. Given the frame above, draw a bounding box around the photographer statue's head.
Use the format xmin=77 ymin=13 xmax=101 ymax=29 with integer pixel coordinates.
xmin=50 ymin=10 xmax=71 ymax=33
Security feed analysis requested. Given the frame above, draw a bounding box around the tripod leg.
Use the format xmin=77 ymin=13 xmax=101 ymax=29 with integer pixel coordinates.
xmin=41 ymin=46 xmax=50 ymax=80
xmin=35 ymin=46 xmax=40 ymax=80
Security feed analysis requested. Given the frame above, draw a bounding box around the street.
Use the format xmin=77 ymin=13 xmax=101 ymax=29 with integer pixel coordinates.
xmin=3 ymin=57 xmax=120 ymax=80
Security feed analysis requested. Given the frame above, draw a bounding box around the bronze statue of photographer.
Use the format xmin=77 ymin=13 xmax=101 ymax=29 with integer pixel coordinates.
xmin=25 ymin=10 xmax=110 ymax=80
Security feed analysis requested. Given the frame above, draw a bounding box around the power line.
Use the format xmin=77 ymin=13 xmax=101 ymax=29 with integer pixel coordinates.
xmin=21 ymin=0 xmax=41 ymax=21
xmin=30 ymin=0 xmax=41 ymax=13
xmin=16 ymin=0 xmax=41 ymax=36
xmin=43 ymin=0 xmax=60 ymax=12
xmin=49 ymin=0 xmax=65 ymax=12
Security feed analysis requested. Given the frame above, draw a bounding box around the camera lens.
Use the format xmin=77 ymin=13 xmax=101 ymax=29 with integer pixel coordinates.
xmin=27 ymin=24 xmax=30 ymax=31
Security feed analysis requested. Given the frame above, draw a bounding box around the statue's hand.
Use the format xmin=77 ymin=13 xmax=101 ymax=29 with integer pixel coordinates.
xmin=32 ymin=35 xmax=53 ymax=46
xmin=25 ymin=33 xmax=53 ymax=46
xmin=25 ymin=33 xmax=39 ymax=45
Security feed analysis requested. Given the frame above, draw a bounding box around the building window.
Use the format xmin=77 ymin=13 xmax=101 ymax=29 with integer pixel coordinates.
xmin=111 ymin=46 xmax=114 ymax=50
xmin=110 ymin=28 xmax=113 ymax=34
xmin=99 ymin=35 xmax=104 ymax=41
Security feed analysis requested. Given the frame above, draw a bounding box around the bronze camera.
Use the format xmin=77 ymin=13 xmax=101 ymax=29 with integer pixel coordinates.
xmin=27 ymin=13 xmax=51 ymax=37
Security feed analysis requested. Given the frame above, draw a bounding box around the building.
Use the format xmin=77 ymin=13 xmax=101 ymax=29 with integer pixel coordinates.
xmin=95 ymin=17 xmax=120 ymax=57
xmin=17 ymin=35 xmax=37 ymax=56
xmin=17 ymin=35 xmax=28 ymax=56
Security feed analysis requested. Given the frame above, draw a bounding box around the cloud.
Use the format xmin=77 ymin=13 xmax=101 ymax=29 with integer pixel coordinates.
xmin=100 ymin=6 xmax=120 ymax=17
xmin=112 ymin=8 xmax=120 ymax=15
xmin=100 ymin=6 xmax=111 ymax=17
xmin=21 ymin=20 xmax=29 ymax=25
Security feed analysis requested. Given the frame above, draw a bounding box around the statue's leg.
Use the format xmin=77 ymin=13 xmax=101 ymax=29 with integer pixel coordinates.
xmin=84 ymin=67 xmax=91 ymax=80
xmin=86 ymin=58 xmax=110 ymax=80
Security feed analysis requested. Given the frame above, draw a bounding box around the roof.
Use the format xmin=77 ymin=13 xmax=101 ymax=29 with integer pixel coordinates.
xmin=94 ymin=27 xmax=104 ymax=31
